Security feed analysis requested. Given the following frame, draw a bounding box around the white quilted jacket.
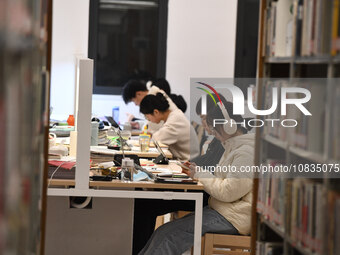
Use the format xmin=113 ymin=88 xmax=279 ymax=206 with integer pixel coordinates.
xmin=194 ymin=133 xmax=255 ymax=235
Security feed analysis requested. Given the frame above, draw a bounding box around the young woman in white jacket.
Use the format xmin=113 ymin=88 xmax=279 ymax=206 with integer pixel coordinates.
xmin=139 ymin=100 xmax=255 ymax=255
xmin=139 ymin=93 xmax=199 ymax=161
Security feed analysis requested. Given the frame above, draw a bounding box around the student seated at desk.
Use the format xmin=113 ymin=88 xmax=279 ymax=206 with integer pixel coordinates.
xmin=122 ymin=79 xmax=177 ymax=133
xmin=139 ymin=93 xmax=198 ymax=161
xmin=122 ymin=79 xmax=200 ymax=158
xmin=132 ymin=94 xmax=224 ymax=255
xmin=138 ymin=100 xmax=255 ymax=255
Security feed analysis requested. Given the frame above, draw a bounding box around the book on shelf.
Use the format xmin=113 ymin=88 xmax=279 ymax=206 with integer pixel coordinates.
xmin=275 ymin=0 xmax=294 ymax=57
xmin=257 ymin=159 xmax=286 ymax=229
xmin=264 ymin=0 xmax=294 ymax=57
xmin=299 ymin=0 xmax=332 ymax=56
xmin=264 ymin=1 xmax=277 ymax=57
xmin=332 ymin=0 xmax=340 ymax=56
xmin=256 ymin=241 xmax=283 ymax=255
xmin=291 ymin=81 xmax=326 ymax=153
xmin=327 ymin=190 xmax=340 ymax=255
xmin=288 ymin=179 xmax=326 ymax=255
xmin=262 ymin=80 xmax=286 ymax=140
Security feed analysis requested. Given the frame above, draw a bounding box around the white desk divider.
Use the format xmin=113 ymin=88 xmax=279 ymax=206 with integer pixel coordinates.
xmin=75 ymin=58 xmax=93 ymax=190
xmin=49 ymin=59 xmax=203 ymax=254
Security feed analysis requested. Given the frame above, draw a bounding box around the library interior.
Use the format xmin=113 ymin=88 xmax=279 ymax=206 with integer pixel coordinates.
xmin=1 ymin=0 xmax=340 ymax=255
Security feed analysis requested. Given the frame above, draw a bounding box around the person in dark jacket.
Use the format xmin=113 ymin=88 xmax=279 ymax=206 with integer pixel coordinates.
xmin=190 ymin=93 xmax=226 ymax=168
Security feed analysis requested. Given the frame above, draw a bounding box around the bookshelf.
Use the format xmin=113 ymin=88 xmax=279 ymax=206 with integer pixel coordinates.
xmin=252 ymin=0 xmax=340 ymax=255
xmin=0 ymin=0 xmax=51 ymax=253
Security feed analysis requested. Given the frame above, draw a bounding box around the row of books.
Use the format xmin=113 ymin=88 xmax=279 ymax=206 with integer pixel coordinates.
xmin=256 ymin=242 xmax=283 ymax=255
xmin=295 ymin=0 xmax=333 ymax=57
xmin=262 ymin=80 xmax=287 ymax=141
xmin=263 ymin=0 xmax=293 ymax=57
xmin=256 ymin=161 xmax=286 ymax=228
xmin=288 ymin=179 xmax=326 ymax=254
xmin=262 ymin=79 xmax=326 ymax=155
xmin=332 ymin=0 xmax=340 ymax=55
xmin=257 ymin=174 xmax=340 ymax=255
xmin=263 ymin=0 xmax=294 ymax=57
xmin=327 ymin=190 xmax=340 ymax=255
xmin=263 ymin=0 xmax=333 ymax=57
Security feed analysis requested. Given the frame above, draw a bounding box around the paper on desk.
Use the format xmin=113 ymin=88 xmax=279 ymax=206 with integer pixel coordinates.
xmin=130 ymin=147 xmax=159 ymax=153
xmin=55 ymin=137 xmax=70 ymax=145
xmin=91 ymin=146 xmax=117 ymax=155
xmin=144 ymin=167 xmax=172 ymax=173
xmin=48 ymin=156 xmax=76 ymax=162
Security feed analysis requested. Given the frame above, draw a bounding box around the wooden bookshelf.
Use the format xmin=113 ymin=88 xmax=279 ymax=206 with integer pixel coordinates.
xmin=252 ymin=1 xmax=340 ymax=255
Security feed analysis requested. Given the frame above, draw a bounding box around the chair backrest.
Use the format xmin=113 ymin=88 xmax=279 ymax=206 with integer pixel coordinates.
xmin=202 ymin=233 xmax=251 ymax=255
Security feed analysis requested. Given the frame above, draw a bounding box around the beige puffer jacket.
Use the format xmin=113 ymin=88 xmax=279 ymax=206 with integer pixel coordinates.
xmin=194 ymin=133 xmax=255 ymax=235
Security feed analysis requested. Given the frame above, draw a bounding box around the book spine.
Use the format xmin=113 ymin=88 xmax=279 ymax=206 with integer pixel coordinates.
xmin=332 ymin=0 xmax=340 ymax=56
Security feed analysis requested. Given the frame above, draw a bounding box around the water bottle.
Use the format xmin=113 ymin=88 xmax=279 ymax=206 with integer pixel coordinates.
xmin=91 ymin=121 xmax=99 ymax=146
xmin=121 ymin=158 xmax=135 ymax=182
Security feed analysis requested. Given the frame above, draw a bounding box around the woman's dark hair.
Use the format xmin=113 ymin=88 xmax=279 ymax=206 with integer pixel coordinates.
xmin=122 ymin=80 xmax=147 ymax=104
xmin=206 ymin=99 xmax=252 ymax=134
xmin=195 ymin=93 xmax=226 ymax=116
xmin=170 ymin=94 xmax=187 ymax=113
xmin=151 ymin=78 xmax=187 ymax=113
xmin=140 ymin=93 xmax=170 ymax=115
xmin=152 ymin=78 xmax=171 ymax=95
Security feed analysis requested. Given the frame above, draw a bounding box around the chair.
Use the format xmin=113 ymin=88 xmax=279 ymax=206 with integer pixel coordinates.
xmin=192 ymin=233 xmax=251 ymax=255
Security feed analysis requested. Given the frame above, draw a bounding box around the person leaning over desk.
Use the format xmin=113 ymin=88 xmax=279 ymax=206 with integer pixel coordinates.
xmin=132 ymin=93 xmax=225 ymax=255
xmin=138 ymin=100 xmax=255 ymax=255
xmin=122 ymin=79 xmax=177 ymax=133
xmin=139 ymin=92 xmax=198 ymax=161
xmin=122 ymin=79 xmax=200 ymax=158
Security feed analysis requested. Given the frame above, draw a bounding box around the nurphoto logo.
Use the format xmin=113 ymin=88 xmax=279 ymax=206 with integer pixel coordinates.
xmin=196 ymin=82 xmax=312 ymax=128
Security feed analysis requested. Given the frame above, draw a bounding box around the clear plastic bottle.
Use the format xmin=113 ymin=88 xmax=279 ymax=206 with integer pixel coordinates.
xmin=121 ymin=158 xmax=135 ymax=182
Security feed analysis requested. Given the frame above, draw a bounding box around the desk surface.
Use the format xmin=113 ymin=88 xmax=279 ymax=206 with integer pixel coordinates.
xmin=49 ymin=161 xmax=204 ymax=190
xmin=90 ymin=145 xmax=173 ymax=159
xmin=49 ymin=179 xmax=204 ymax=190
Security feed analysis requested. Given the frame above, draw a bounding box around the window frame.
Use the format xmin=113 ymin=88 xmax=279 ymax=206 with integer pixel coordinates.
xmin=88 ymin=0 xmax=168 ymax=95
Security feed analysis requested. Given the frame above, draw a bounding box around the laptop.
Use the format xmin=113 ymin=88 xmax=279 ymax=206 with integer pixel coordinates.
xmin=153 ymin=139 xmax=169 ymax=164
xmin=105 ymin=116 xmax=122 ymax=130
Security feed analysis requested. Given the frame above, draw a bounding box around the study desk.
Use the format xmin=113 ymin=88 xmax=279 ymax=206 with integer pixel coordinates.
xmin=90 ymin=145 xmax=173 ymax=159
xmin=49 ymin=178 xmax=204 ymax=190
xmin=48 ymin=177 xmax=204 ymax=254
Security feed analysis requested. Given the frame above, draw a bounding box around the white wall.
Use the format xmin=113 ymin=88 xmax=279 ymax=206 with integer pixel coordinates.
xmin=50 ymin=0 xmax=142 ymax=123
xmin=166 ymin=0 xmax=238 ymax=117
xmin=50 ymin=0 xmax=90 ymax=120
xmin=50 ymin=0 xmax=238 ymax=122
